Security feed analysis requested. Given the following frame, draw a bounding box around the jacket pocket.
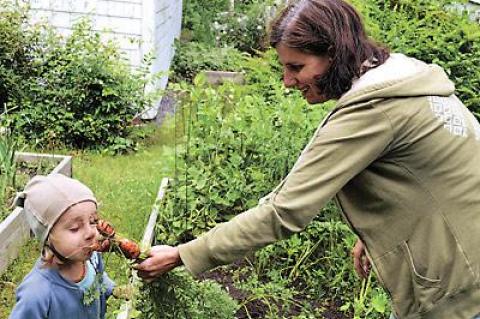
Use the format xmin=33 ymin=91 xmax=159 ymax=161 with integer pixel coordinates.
xmin=374 ymin=241 xmax=443 ymax=316
xmin=401 ymin=241 xmax=441 ymax=289
xmin=373 ymin=216 xmax=476 ymax=317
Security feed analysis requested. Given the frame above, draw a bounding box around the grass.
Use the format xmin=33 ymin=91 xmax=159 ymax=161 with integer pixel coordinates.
xmin=0 ymin=120 xmax=177 ymax=318
xmin=0 ymin=240 xmax=40 ymax=319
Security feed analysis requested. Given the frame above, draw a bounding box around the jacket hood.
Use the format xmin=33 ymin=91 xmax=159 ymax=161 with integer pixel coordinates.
xmin=337 ymin=53 xmax=455 ymax=108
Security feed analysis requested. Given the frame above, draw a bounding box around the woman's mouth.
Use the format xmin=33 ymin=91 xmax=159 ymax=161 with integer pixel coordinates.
xmin=300 ymin=86 xmax=309 ymax=95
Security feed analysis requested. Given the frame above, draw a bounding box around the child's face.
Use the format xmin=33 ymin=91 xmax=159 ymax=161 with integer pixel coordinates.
xmin=48 ymin=201 xmax=99 ymax=262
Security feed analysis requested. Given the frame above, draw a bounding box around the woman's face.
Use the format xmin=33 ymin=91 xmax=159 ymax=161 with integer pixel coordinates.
xmin=276 ymin=43 xmax=331 ymax=104
xmin=48 ymin=201 xmax=98 ymax=262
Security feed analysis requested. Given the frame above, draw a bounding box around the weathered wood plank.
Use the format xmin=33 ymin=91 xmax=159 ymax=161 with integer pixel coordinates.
xmin=204 ymin=71 xmax=245 ymax=85
xmin=117 ymin=177 xmax=170 ymax=319
xmin=0 ymin=153 xmax=73 ymax=275
xmin=0 ymin=208 xmax=29 ymax=274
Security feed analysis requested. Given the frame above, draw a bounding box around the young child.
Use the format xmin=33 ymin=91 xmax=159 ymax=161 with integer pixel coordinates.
xmin=9 ymin=173 xmax=115 ymax=319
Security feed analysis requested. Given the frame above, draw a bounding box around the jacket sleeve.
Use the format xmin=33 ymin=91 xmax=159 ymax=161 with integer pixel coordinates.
xmin=9 ymin=280 xmax=49 ymax=319
xmin=178 ymin=102 xmax=393 ymax=276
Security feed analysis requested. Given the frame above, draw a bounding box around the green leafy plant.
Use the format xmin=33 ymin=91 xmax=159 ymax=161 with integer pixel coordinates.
xmin=212 ymin=2 xmax=269 ymax=54
xmin=0 ymin=1 xmax=151 ymax=152
xmin=135 ymin=269 xmax=238 ymax=319
xmin=170 ymin=41 xmax=248 ymax=83
xmin=354 ymin=0 xmax=480 ymax=117
xmin=0 ymin=128 xmax=17 ymax=210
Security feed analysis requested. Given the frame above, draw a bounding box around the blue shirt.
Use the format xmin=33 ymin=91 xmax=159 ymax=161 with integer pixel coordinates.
xmin=9 ymin=252 xmax=114 ymax=319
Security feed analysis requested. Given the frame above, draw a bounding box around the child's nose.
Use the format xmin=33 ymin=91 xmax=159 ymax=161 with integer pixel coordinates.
xmin=86 ymin=225 xmax=97 ymax=240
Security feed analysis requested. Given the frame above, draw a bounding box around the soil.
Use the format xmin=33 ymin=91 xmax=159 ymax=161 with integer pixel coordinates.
xmin=199 ymin=260 xmax=350 ymax=319
xmin=1 ymin=160 xmax=58 ymax=219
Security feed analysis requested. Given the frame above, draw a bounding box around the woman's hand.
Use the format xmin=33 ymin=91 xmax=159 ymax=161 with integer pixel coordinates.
xmin=134 ymin=245 xmax=183 ymax=282
xmin=352 ymin=239 xmax=371 ymax=279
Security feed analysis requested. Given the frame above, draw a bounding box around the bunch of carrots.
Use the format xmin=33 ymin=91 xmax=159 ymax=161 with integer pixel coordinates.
xmin=91 ymin=219 xmax=143 ymax=260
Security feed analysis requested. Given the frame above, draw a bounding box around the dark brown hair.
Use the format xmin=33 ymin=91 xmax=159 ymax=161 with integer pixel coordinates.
xmin=270 ymin=0 xmax=389 ymax=100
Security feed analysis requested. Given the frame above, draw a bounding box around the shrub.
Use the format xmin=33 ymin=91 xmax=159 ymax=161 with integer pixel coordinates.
xmin=354 ymin=0 xmax=480 ymax=116
xmin=135 ymin=270 xmax=238 ymax=319
xmin=212 ymin=2 xmax=269 ymax=54
xmin=181 ymin=0 xmax=228 ymax=45
xmin=0 ymin=1 xmax=40 ymax=113
xmin=0 ymin=2 xmax=150 ymax=151
xmin=170 ymin=41 xmax=248 ymax=83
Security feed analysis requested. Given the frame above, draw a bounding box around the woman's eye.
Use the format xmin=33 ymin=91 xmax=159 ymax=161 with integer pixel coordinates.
xmin=288 ymin=64 xmax=302 ymax=72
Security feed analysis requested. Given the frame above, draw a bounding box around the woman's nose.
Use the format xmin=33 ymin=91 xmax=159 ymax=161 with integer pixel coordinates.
xmin=283 ymin=70 xmax=297 ymax=88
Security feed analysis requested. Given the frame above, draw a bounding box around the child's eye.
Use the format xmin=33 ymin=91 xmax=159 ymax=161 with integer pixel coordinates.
xmin=89 ymin=215 xmax=98 ymax=224
xmin=69 ymin=227 xmax=79 ymax=232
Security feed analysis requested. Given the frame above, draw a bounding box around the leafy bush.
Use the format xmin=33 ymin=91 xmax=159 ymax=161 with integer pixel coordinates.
xmin=181 ymin=0 xmax=278 ymax=54
xmin=181 ymin=0 xmax=229 ymax=45
xmin=0 ymin=1 xmax=40 ymax=113
xmin=135 ymin=270 xmax=238 ymax=319
xmin=212 ymin=2 xmax=269 ymax=54
xmin=170 ymin=41 xmax=248 ymax=83
xmin=158 ymin=54 xmax=329 ymax=243
xmin=352 ymin=0 xmax=480 ymax=116
xmin=0 ymin=2 xmax=150 ymax=151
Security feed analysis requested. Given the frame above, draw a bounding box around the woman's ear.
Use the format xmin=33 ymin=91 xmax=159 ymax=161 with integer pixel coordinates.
xmin=327 ymin=45 xmax=334 ymax=57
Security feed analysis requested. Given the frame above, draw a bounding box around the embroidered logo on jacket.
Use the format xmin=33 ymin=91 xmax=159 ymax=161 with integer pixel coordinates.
xmin=466 ymin=111 xmax=480 ymax=141
xmin=429 ymin=96 xmax=468 ymax=137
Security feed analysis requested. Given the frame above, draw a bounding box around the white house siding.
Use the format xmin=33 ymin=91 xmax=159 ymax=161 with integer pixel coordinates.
xmin=28 ymin=0 xmax=183 ymax=118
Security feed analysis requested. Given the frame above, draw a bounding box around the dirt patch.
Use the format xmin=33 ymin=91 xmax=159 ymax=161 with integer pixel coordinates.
xmin=199 ymin=260 xmax=350 ymax=319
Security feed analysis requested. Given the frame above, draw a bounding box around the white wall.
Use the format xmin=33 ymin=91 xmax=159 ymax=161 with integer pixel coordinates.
xmin=28 ymin=0 xmax=183 ymax=118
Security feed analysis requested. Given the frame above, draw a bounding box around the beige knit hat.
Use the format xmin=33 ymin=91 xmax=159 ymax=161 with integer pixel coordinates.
xmin=14 ymin=173 xmax=97 ymax=247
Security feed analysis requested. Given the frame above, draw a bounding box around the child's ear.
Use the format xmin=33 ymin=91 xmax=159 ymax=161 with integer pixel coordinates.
xmin=41 ymin=245 xmax=56 ymax=267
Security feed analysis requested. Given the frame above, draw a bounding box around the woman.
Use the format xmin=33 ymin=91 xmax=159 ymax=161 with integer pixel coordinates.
xmin=136 ymin=0 xmax=480 ymax=318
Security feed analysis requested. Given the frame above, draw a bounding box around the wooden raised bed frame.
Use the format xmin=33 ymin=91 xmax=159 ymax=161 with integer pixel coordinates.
xmin=0 ymin=152 xmax=72 ymax=274
xmin=117 ymin=177 xmax=169 ymax=319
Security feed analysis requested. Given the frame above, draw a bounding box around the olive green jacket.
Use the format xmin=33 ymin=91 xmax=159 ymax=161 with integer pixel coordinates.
xmin=178 ymin=54 xmax=480 ymax=319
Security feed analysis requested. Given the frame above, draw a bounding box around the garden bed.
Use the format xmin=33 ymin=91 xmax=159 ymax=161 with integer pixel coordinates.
xmin=0 ymin=152 xmax=72 ymax=275
xmin=204 ymin=71 xmax=245 ymax=85
xmin=117 ymin=177 xmax=169 ymax=319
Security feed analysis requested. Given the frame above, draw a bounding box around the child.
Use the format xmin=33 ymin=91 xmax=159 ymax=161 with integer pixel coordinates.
xmin=9 ymin=173 xmax=115 ymax=319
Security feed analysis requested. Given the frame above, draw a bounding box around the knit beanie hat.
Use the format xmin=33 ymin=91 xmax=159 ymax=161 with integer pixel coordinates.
xmin=14 ymin=173 xmax=97 ymax=247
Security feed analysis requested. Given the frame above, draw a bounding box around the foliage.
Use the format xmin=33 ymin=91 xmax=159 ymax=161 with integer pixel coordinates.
xmin=135 ymin=270 xmax=238 ymax=319
xmin=354 ymin=0 xmax=480 ymax=116
xmin=170 ymin=41 xmax=248 ymax=83
xmin=181 ymin=0 xmax=278 ymax=54
xmin=158 ymin=52 xmax=328 ymax=245
xmin=0 ymin=128 xmax=17 ymax=213
xmin=0 ymin=2 xmax=151 ymax=151
xmin=0 ymin=0 xmax=40 ymax=112
xmin=212 ymin=2 xmax=269 ymax=54
xmin=181 ymin=0 xmax=228 ymax=45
